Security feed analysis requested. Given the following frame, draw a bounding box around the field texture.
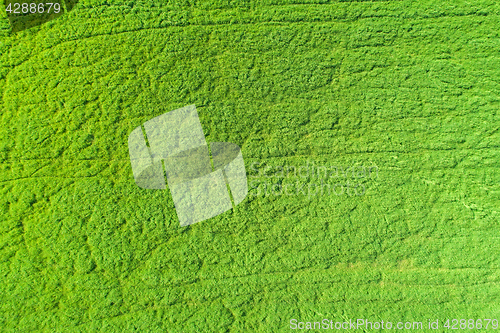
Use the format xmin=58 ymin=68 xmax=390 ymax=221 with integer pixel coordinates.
xmin=1 ymin=0 xmax=500 ymax=331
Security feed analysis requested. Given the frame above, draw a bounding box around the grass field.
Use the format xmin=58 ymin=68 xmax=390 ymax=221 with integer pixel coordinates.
xmin=1 ymin=0 xmax=500 ymax=331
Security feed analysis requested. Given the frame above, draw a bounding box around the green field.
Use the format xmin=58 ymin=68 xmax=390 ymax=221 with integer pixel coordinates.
xmin=1 ymin=0 xmax=500 ymax=331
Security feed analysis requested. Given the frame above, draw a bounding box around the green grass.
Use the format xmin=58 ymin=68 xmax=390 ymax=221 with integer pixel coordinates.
xmin=1 ymin=0 xmax=500 ymax=331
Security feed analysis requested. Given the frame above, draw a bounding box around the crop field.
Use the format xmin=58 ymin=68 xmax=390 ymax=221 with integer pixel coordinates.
xmin=1 ymin=0 xmax=500 ymax=331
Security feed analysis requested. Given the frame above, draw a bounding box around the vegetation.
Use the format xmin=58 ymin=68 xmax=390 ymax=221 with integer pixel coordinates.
xmin=1 ymin=0 xmax=499 ymax=331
